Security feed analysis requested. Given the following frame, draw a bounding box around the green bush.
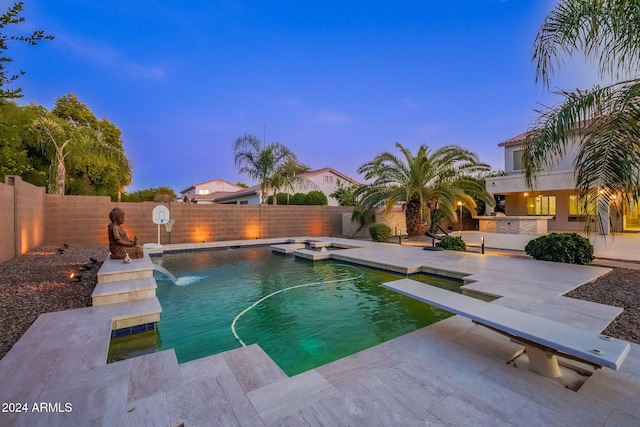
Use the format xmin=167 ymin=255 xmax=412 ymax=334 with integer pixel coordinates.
xmin=304 ymin=191 xmax=328 ymax=205
xmin=369 ymin=224 xmax=392 ymax=242
xmin=436 ymin=236 xmax=466 ymax=251
xmin=290 ymin=193 xmax=306 ymax=205
xmin=525 ymin=233 xmax=594 ymax=264
xmin=276 ymin=193 xmax=289 ymax=205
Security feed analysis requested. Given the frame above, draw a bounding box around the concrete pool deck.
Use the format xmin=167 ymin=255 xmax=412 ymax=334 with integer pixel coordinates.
xmin=0 ymin=236 xmax=639 ymax=426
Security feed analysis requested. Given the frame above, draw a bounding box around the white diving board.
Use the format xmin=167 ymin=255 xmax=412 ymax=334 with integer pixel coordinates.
xmin=383 ymin=279 xmax=630 ymax=378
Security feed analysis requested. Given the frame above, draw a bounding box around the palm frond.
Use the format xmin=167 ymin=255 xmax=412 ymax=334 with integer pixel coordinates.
xmin=533 ymin=0 xmax=640 ymax=88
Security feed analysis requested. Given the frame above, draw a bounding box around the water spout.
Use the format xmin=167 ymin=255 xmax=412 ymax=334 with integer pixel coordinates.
xmin=152 ymin=264 xmax=178 ymax=283
xmin=152 ymin=263 xmax=205 ymax=286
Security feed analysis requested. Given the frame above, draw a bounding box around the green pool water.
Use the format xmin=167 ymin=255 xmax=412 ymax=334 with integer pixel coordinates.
xmin=109 ymin=246 xmax=460 ymax=376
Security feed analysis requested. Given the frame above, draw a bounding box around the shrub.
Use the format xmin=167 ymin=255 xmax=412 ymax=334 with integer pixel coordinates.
xmin=369 ymin=224 xmax=391 ymax=242
xmin=304 ymin=191 xmax=328 ymax=205
xmin=290 ymin=193 xmax=306 ymax=205
xmin=267 ymin=193 xmax=291 ymax=205
xmin=276 ymin=193 xmax=289 ymax=205
xmin=436 ymin=236 xmax=466 ymax=251
xmin=525 ymin=233 xmax=594 ymax=264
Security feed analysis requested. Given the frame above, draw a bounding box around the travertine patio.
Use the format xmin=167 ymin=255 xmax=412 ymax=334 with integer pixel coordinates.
xmin=0 ymin=236 xmax=638 ymax=426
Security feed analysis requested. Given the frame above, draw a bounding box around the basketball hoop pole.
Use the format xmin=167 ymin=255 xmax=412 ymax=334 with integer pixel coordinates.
xmin=151 ymin=205 xmax=171 ymax=249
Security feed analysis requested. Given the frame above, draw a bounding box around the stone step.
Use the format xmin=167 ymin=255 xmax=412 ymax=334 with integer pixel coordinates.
xmin=92 ymin=277 xmax=157 ymax=306
xmin=97 ymin=255 xmax=155 ymax=284
xmin=88 ymin=297 xmax=162 ymax=332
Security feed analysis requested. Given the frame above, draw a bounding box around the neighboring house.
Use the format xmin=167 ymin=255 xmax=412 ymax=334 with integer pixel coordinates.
xmin=209 ymin=168 xmax=360 ymax=206
xmin=214 ymin=185 xmax=262 ymax=205
xmin=486 ymin=132 xmax=640 ymax=233
xmin=179 ymin=178 xmax=244 ymax=204
xmin=291 ymin=168 xmax=360 ymax=206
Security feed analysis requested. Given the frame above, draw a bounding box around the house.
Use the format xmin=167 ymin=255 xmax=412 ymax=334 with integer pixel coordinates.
xmin=209 ymin=168 xmax=360 ymax=206
xmin=214 ymin=185 xmax=262 ymax=205
xmin=179 ymin=178 xmax=244 ymax=204
xmin=485 ymin=132 xmax=640 ymax=234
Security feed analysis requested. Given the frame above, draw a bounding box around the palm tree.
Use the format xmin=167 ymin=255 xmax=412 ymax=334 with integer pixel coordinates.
xmin=525 ymin=0 xmax=640 ymax=230
xmin=32 ymin=116 xmax=132 ymax=195
xmin=356 ymin=142 xmax=493 ymax=236
xmin=232 ymin=133 xmax=297 ymax=204
xmin=268 ymin=158 xmax=311 ymax=204
xmin=349 ymin=202 xmax=376 ymax=237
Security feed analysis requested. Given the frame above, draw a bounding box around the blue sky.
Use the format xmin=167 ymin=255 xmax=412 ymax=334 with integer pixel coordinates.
xmin=12 ymin=0 xmax=599 ymax=192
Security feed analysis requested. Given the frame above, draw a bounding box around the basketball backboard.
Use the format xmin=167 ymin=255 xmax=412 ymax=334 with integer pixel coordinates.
xmin=152 ymin=205 xmax=170 ymax=224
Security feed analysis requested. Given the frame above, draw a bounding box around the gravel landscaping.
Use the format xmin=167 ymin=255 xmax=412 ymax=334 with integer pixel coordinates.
xmin=0 ymin=243 xmax=638 ymax=361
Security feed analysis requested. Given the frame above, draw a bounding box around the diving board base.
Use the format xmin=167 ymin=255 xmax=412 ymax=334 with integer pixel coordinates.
xmin=524 ymin=345 xmax=562 ymax=378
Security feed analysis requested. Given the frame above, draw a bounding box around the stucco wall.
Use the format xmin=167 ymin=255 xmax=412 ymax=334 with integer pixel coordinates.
xmin=505 ymin=189 xmax=586 ymax=232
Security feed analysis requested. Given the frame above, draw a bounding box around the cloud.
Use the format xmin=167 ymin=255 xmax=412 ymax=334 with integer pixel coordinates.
xmin=57 ymin=34 xmax=166 ymax=81
xmin=402 ymin=97 xmax=420 ymax=109
xmin=302 ymin=110 xmax=352 ymax=125
xmin=415 ymin=123 xmax=443 ymax=140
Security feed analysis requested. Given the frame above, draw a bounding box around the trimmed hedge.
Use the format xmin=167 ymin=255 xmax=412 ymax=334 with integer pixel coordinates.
xmin=304 ymin=191 xmax=328 ymax=205
xmin=525 ymin=233 xmax=594 ymax=265
xmin=436 ymin=235 xmax=466 ymax=251
xmin=369 ymin=224 xmax=391 ymax=242
xmin=269 ymin=191 xmax=328 ymax=205
xmin=290 ymin=193 xmax=306 ymax=205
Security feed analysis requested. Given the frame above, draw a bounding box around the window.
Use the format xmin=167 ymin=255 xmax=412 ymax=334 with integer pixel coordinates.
xmin=239 ymin=200 xmax=248 ymax=205
xmin=324 ymin=175 xmax=334 ymax=183
xmin=526 ymin=195 xmax=556 ymax=216
xmin=569 ymin=195 xmax=595 ymax=221
xmin=513 ymin=150 xmax=524 ymax=171
xmin=197 ymin=189 xmax=209 ymax=195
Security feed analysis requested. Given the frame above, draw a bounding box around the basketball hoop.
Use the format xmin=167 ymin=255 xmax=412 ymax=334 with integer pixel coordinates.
xmin=151 ymin=205 xmax=171 ymax=247
xmin=165 ymin=218 xmax=176 ymax=232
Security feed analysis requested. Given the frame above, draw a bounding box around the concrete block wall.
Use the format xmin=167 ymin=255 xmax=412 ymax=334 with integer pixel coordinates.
xmin=0 ymin=176 xmax=45 ymax=262
xmin=43 ymin=197 xmax=353 ymax=247
xmin=0 ymin=179 xmax=16 ymax=263
xmin=0 ymin=179 xmax=353 ymax=261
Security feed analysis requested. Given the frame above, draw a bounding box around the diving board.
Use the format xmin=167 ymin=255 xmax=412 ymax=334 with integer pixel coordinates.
xmin=383 ymin=279 xmax=630 ymax=378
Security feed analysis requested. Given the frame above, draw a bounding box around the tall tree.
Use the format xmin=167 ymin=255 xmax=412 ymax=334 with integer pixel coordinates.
xmin=32 ymin=95 xmax=132 ymax=196
xmin=0 ymin=99 xmax=48 ymax=185
xmin=525 ymin=0 xmax=640 ymax=229
xmin=2 ymin=96 xmax=132 ymax=197
xmin=1 ymin=2 xmax=53 ymax=99
xmin=356 ymin=143 xmax=493 ymax=236
xmin=269 ymin=158 xmax=310 ymax=205
xmin=52 ymin=94 xmax=132 ymax=196
xmin=33 ymin=116 xmax=128 ymax=194
xmin=232 ymin=133 xmax=297 ymax=204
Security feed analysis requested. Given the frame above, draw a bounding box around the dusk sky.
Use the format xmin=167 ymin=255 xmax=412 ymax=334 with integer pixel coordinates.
xmin=13 ymin=0 xmax=602 ymax=192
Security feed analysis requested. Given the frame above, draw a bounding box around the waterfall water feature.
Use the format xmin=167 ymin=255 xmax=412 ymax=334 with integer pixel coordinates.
xmin=152 ymin=264 xmax=178 ymax=283
xmin=152 ymin=263 xmax=205 ymax=286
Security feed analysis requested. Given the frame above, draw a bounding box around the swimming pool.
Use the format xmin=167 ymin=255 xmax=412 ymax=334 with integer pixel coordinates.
xmin=109 ymin=246 xmax=460 ymax=376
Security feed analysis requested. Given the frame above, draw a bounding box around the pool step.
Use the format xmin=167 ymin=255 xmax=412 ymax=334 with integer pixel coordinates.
xmin=94 ymin=253 xmax=161 ymax=335
xmin=97 ymin=255 xmax=155 ymax=284
xmin=270 ymin=243 xmax=306 ymax=254
xmin=92 ymin=277 xmax=157 ymax=306
xmin=107 ymin=297 xmax=162 ymax=331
